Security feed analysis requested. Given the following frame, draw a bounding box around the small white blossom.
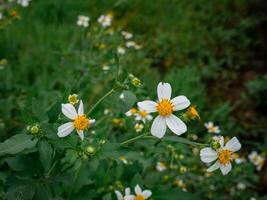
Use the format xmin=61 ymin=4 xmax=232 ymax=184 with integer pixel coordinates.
xmin=237 ymin=183 xmax=246 ymax=190
xmin=98 ymin=14 xmax=112 ymax=27
xmin=125 ymin=184 xmax=152 ymax=200
xmin=121 ymin=31 xmax=133 ymax=40
xmin=248 ymin=151 xmax=265 ymax=171
xmin=17 ymin=0 xmax=31 ymax=7
xmin=117 ymin=46 xmax=126 ymax=55
xmin=102 ymin=65 xmax=110 ymax=71
xmin=204 ymin=121 xmax=221 ymax=134
xmin=138 ymin=82 xmax=190 ymax=138
xmin=200 ymin=136 xmax=241 ymax=175
xmin=115 ymin=188 xmax=132 ymax=200
xmin=134 ymin=123 xmax=144 ymax=133
xmin=126 ymin=41 xmax=136 ymax=48
xmin=135 ymin=109 xmax=153 ymax=123
xmin=77 ymin=15 xmax=90 ymax=27
xmin=156 ymin=162 xmax=167 ymax=171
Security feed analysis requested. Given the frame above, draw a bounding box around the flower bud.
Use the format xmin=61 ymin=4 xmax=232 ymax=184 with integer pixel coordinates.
xmin=86 ymin=146 xmax=95 ymax=154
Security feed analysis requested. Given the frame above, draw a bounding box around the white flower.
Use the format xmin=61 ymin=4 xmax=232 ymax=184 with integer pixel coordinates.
xmin=135 ymin=109 xmax=153 ymax=123
xmin=17 ymin=0 xmax=31 ymax=7
xmin=125 ymin=184 xmax=152 ymax=200
xmin=115 ymin=188 xmax=132 ymax=200
xmin=119 ymin=93 xmax=124 ymax=99
xmin=77 ymin=15 xmax=90 ymax=27
xmin=117 ymin=46 xmax=126 ymax=55
xmin=119 ymin=156 xmax=128 ymax=165
xmin=237 ymin=183 xmax=246 ymax=190
xmin=134 ymin=123 xmax=144 ymax=133
xmin=248 ymin=151 xmax=265 ymax=171
xmin=137 ymin=82 xmax=190 ymax=138
xmin=102 ymin=65 xmax=110 ymax=71
xmin=204 ymin=121 xmax=220 ymax=134
xmin=200 ymin=136 xmax=241 ymax=175
xmin=126 ymin=41 xmax=136 ymax=48
xmin=125 ymin=108 xmax=138 ymax=117
xmin=121 ymin=31 xmax=133 ymax=40
xmin=57 ymin=100 xmax=95 ymax=140
xmin=156 ymin=162 xmax=167 ymax=171
xmin=98 ymin=14 xmax=112 ymax=27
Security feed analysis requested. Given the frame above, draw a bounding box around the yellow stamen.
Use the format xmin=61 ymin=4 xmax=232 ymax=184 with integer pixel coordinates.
xmin=135 ymin=195 xmax=145 ymax=200
xmin=218 ymin=149 xmax=232 ymax=165
xmin=156 ymin=99 xmax=173 ymax=116
xmin=130 ymin=108 xmax=137 ymax=114
xmin=139 ymin=110 xmax=148 ymax=118
xmin=73 ymin=115 xmax=89 ymax=131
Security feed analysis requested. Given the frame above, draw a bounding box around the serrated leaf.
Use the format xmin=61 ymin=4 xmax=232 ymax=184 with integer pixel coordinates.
xmin=38 ymin=140 xmax=53 ymax=171
xmin=0 ymin=134 xmax=38 ymax=156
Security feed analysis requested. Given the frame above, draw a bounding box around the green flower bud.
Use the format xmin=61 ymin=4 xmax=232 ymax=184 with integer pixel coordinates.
xmin=211 ymin=141 xmax=220 ymax=150
xmin=86 ymin=146 xmax=95 ymax=154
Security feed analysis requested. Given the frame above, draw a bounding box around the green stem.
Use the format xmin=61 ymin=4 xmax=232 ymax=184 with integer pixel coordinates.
xmin=120 ymin=133 xmax=154 ymax=145
xmin=87 ymin=88 xmax=117 ymax=115
xmin=45 ymin=160 xmax=58 ymax=178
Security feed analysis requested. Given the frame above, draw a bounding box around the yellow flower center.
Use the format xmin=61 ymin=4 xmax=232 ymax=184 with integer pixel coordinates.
xmin=218 ymin=149 xmax=232 ymax=165
xmin=156 ymin=99 xmax=173 ymax=116
xmin=130 ymin=108 xmax=137 ymax=114
xmin=73 ymin=115 xmax=89 ymax=131
xmin=139 ymin=110 xmax=148 ymax=118
xmin=186 ymin=106 xmax=200 ymax=119
xmin=135 ymin=195 xmax=145 ymax=200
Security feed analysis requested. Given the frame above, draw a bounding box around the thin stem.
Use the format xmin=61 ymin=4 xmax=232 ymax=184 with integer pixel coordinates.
xmin=87 ymin=88 xmax=117 ymax=115
xmin=120 ymin=133 xmax=154 ymax=145
xmin=45 ymin=160 xmax=58 ymax=178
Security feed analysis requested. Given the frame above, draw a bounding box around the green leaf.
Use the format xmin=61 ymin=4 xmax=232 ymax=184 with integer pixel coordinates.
xmin=0 ymin=134 xmax=38 ymax=156
xmin=47 ymin=101 xmax=61 ymax=123
xmin=5 ymin=156 xmax=33 ymax=171
xmin=38 ymin=140 xmax=53 ymax=171
xmin=120 ymin=90 xmax=136 ymax=112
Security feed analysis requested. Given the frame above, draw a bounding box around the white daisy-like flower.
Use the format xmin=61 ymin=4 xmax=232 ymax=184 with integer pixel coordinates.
xmin=57 ymin=100 xmax=95 ymax=140
xmin=121 ymin=31 xmax=133 ymax=40
xmin=248 ymin=151 xmax=265 ymax=171
xmin=137 ymin=82 xmax=190 ymax=138
xmin=200 ymin=136 xmax=241 ymax=175
xmin=126 ymin=41 xmax=136 ymax=48
xmin=115 ymin=187 xmax=132 ymax=200
xmin=204 ymin=121 xmax=221 ymax=134
xmin=77 ymin=15 xmax=90 ymax=27
xmin=135 ymin=109 xmax=153 ymax=123
xmin=98 ymin=14 xmax=112 ymax=27
xmin=125 ymin=184 xmax=152 ymax=200
xmin=134 ymin=123 xmax=144 ymax=133
xmin=119 ymin=156 xmax=128 ymax=165
xmin=102 ymin=65 xmax=110 ymax=71
xmin=125 ymin=108 xmax=138 ymax=117
xmin=17 ymin=0 xmax=31 ymax=7
xmin=117 ymin=46 xmax=126 ymax=55
xmin=156 ymin=161 xmax=167 ymax=171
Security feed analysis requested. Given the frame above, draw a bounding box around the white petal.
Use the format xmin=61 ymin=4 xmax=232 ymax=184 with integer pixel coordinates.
xmin=142 ymin=190 xmax=152 ymax=198
xmin=89 ymin=119 xmax=96 ymax=124
xmin=57 ymin=122 xmax=74 ymax=137
xmin=171 ymin=95 xmax=190 ymax=111
xmin=115 ymin=191 xmax=123 ymax=200
xmin=219 ymin=136 xmax=224 ymax=147
xmin=166 ymin=114 xmax=187 ymax=135
xmin=200 ymin=148 xmax=218 ymax=163
xmin=137 ymin=101 xmax=157 ymax=113
xmin=151 ymin=116 xmax=167 ymax=138
xmin=207 ymin=161 xmax=220 ymax=172
xmin=220 ymin=163 xmax=232 ymax=175
xmin=124 ymin=195 xmax=135 ymax=200
xmin=77 ymin=130 xmax=84 ymax=140
xmin=78 ymin=100 xmax=84 ymax=115
xmin=134 ymin=184 xmax=142 ymax=195
xmin=225 ymin=137 xmax=241 ymax=152
xmin=62 ymin=104 xmax=77 ymax=120
xmin=157 ymin=82 xmax=172 ymax=100
xmin=125 ymin=188 xmax=131 ymax=196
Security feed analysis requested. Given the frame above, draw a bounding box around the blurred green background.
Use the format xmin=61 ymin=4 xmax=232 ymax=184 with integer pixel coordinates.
xmin=1 ymin=0 xmax=267 ymax=199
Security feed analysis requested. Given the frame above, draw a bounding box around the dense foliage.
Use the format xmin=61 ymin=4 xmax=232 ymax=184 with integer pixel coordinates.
xmin=0 ymin=0 xmax=267 ymax=199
